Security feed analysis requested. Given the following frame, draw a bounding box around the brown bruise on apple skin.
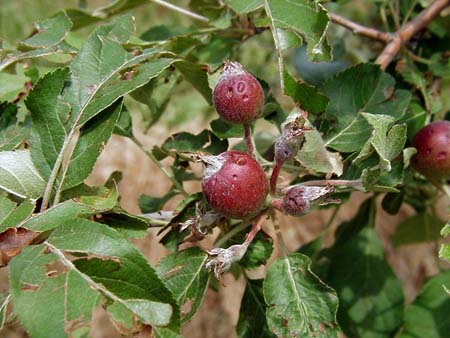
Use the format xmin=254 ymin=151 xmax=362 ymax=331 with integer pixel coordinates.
xmin=202 ymin=151 xmax=269 ymax=220
xmin=411 ymin=121 xmax=450 ymax=181
xmin=213 ymin=62 xmax=264 ymax=124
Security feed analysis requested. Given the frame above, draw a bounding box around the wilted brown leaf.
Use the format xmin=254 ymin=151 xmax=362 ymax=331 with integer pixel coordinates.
xmin=0 ymin=228 xmax=39 ymax=267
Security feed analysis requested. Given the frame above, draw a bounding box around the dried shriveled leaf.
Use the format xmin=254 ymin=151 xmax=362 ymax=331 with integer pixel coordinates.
xmin=0 ymin=228 xmax=39 ymax=266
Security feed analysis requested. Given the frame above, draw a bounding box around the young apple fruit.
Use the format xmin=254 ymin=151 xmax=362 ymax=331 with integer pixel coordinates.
xmin=201 ymin=151 xmax=269 ymax=219
xmin=411 ymin=121 xmax=450 ymax=181
xmin=213 ymin=61 xmax=264 ymax=124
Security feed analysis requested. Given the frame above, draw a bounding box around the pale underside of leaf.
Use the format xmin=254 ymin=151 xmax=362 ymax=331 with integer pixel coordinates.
xmin=0 ymin=150 xmax=46 ymax=200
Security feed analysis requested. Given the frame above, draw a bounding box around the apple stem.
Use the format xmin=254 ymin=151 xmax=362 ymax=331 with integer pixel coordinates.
xmin=270 ymin=159 xmax=284 ymax=195
xmin=243 ymin=123 xmax=255 ymax=156
xmin=271 ymin=198 xmax=284 ymax=212
xmin=243 ymin=213 xmax=266 ymax=247
xmin=300 ymin=179 xmax=363 ymax=187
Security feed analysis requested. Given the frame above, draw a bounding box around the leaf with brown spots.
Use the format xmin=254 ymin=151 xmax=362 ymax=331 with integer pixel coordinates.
xmin=263 ymin=253 xmax=339 ymax=337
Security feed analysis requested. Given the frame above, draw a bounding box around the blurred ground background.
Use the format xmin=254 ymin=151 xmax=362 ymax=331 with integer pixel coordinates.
xmin=1 ymin=1 xmax=449 ymax=337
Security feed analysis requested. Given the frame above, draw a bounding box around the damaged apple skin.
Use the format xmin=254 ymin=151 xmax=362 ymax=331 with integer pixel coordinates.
xmin=213 ymin=61 xmax=264 ymax=124
xmin=201 ymin=151 xmax=269 ymax=219
xmin=411 ymin=121 xmax=450 ymax=181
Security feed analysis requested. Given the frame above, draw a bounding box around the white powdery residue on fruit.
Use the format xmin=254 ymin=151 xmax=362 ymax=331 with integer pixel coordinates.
xmin=221 ymin=61 xmax=246 ymax=77
xmin=201 ymin=154 xmax=225 ymax=180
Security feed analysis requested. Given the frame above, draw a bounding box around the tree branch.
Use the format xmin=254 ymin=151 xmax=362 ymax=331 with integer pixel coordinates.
xmin=376 ymin=0 xmax=450 ymax=70
xmin=151 ymin=0 xmax=209 ymax=22
xmin=328 ymin=13 xmax=389 ymax=42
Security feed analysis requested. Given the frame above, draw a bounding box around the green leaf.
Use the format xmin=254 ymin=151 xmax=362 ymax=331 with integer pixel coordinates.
xmin=153 ymin=327 xmax=183 ymax=338
xmin=22 ymin=186 xmax=118 ymax=232
xmin=124 ymin=299 xmax=173 ymax=326
xmin=0 ymin=44 xmax=77 ymax=73
xmin=156 ymin=247 xmax=210 ymax=322
xmin=0 ymin=72 xmax=29 ymax=101
xmin=190 ymin=0 xmax=231 ymax=27
xmin=210 ymin=118 xmax=244 ymax=139
xmin=297 ymin=123 xmax=343 ymax=176
xmin=0 ymin=194 xmax=16 ymax=225
xmin=101 ymin=208 xmax=151 ymax=239
xmin=226 ymin=0 xmax=263 ymax=14
xmin=333 ymin=198 xmax=375 ymax=246
xmin=439 ymin=245 xmax=450 ymax=263
xmin=321 ymin=64 xmax=411 ymax=152
xmin=381 ymin=191 xmax=405 ymax=215
xmin=113 ymin=104 xmax=133 ymax=137
xmin=398 ymin=57 xmax=441 ymax=115
xmin=440 ymin=220 xmax=450 ymax=262
xmin=129 ymin=72 xmax=180 ymax=130
xmin=323 ymin=201 xmax=405 ymax=338
xmin=10 ymin=245 xmax=101 ymax=338
xmin=158 ymin=193 xmax=203 ymax=251
xmin=399 ymin=270 xmax=450 ymax=338
xmin=0 ymin=150 xmax=46 ymax=200
xmin=65 ymin=0 xmax=148 ymax=31
xmin=262 ymin=95 xmax=287 ymax=129
xmin=392 ymin=213 xmax=445 ymax=247
xmin=400 ymin=102 xmax=426 ymax=141
xmin=237 ymin=279 xmax=275 ymax=338
xmin=283 ymin=70 xmax=329 ymax=115
xmin=140 ymin=191 xmax=177 ymax=213
xmin=26 ymin=15 xmax=178 ymax=205
xmin=0 ymin=197 xmax=34 ymax=233
xmin=61 ymin=100 xmax=122 ymax=190
xmin=196 ymin=36 xmax=237 ymax=71
xmin=106 ymin=301 xmax=135 ymax=334
xmin=48 ymin=219 xmax=180 ymax=329
xmin=357 ymin=113 xmax=407 ymax=172
xmin=140 ymin=25 xmax=191 ymax=42
xmin=264 ymin=0 xmax=331 ymax=62
xmin=21 ymin=12 xmax=72 ymax=48
xmin=64 ymin=16 xmax=173 ymax=128
xmin=162 ymin=130 xmax=228 ymax=155
xmin=228 ymin=230 xmax=273 ymax=270
xmin=0 ymin=102 xmax=30 ymax=151
xmin=175 ymin=61 xmax=212 ymax=104
xmin=77 ymin=52 xmax=175 ymax=125
xmin=297 ymin=235 xmax=324 ymax=258
xmin=26 ymin=67 xmax=71 ymax=182
xmin=263 ymin=253 xmax=339 ymax=337
xmin=275 ymin=29 xmax=302 ymax=52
